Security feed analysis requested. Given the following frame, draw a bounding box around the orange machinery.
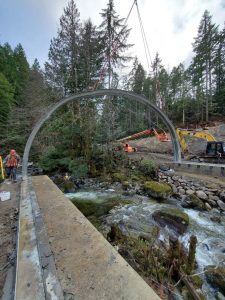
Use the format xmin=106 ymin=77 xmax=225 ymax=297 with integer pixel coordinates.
xmin=118 ymin=128 xmax=170 ymax=143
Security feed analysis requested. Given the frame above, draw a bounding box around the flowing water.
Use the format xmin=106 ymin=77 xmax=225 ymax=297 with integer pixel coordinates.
xmin=66 ymin=188 xmax=225 ymax=299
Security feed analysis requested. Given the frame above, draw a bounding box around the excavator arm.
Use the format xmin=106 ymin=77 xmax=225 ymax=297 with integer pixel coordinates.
xmin=176 ymin=128 xmax=216 ymax=153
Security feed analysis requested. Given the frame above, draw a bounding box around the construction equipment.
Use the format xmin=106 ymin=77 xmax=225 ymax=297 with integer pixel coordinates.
xmin=176 ymin=128 xmax=216 ymax=153
xmin=176 ymin=128 xmax=225 ymax=163
xmin=118 ymin=128 xmax=170 ymax=143
xmin=0 ymin=156 xmax=5 ymax=180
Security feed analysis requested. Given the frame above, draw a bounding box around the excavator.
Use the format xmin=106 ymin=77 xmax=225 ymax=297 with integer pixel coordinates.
xmin=176 ymin=128 xmax=225 ymax=163
xmin=117 ymin=128 xmax=170 ymax=153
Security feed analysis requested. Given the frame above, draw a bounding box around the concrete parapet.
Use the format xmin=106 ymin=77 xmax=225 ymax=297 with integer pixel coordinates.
xmin=172 ymin=161 xmax=225 ymax=178
xmin=32 ymin=176 xmax=161 ymax=300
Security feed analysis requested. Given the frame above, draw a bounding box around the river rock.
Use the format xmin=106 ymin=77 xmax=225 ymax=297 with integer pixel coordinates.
xmin=205 ymin=266 xmax=225 ymax=294
xmin=152 ymin=208 xmax=189 ymax=234
xmin=217 ymin=200 xmax=225 ymax=211
xmin=219 ymin=191 xmax=225 ymax=201
xmin=205 ymin=203 xmax=212 ymax=211
xmin=196 ymin=190 xmax=208 ymax=200
xmin=178 ymin=188 xmax=186 ymax=195
xmin=167 ymin=177 xmax=173 ymax=184
xmin=186 ymin=189 xmax=195 ymax=195
xmin=174 ymin=181 xmax=180 ymax=187
xmin=209 ymin=195 xmax=220 ymax=202
xmin=143 ymin=181 xmax=172 ymax=199
xmin=181 ymin=194 xmax=204 ymax=210
xmin=171 ymin=184 xmax=178 ymax=193
xmin=207 ymin=199 xmax=217 ymax=207
xmin=211 ymin=208 xmax=221 ymax=214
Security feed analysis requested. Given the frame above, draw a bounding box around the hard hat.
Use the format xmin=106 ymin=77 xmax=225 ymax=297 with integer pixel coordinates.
xmin=10 ymin=149 xmax=16 ymax=155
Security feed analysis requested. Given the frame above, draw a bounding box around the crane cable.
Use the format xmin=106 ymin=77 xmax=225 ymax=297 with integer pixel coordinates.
xmin=135 ymin=0 xmax=164 ymax=109
xmin=134 ymin=0 xmax=152 ymax=74
xmin=92 ymin=0 xmax=136 ymax=90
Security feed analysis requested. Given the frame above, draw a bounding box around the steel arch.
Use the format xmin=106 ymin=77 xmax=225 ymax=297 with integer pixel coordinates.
xmin=22 ymin=89 xmax=181 ymax=177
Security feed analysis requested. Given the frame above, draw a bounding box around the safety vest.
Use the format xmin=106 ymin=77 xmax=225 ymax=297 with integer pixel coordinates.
xmin=6 ymin=155 xmax=18 ymax=167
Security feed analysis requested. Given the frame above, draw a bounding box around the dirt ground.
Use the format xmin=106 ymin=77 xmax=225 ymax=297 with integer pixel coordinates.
xmin=0 ymin=180 xmax=19 ymax=298
xmin=128 ymin=123 xmax=225 ymax=156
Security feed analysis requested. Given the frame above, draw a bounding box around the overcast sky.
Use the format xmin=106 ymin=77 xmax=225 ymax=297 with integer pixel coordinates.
xmin=0 ymin=0 xmax=224 ymax=72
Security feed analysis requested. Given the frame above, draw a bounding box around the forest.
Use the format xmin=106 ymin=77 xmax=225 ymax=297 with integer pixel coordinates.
xmin=0 ymin=0 xmax=225 ymax=175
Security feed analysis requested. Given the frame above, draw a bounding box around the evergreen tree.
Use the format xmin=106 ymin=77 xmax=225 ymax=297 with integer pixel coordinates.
xmin=99 ymin=0 xmax=132 ymax=88
xmin=214 ymin=26 xmax=225 ymax=115
xmin=191 ymin=10 xmax=218 ymax=122
xmin=0 ymin=73 xmax=14 ymax=131
xmin=13 ymin=43 xmax=30 ymax=103
xmin=151 ymin=52 xmax=164 ymax=108
xmin=129 ymin=58 xmax=146 ymax=94
xmin=79 ymin=19 xmax=103 ymax=90
xmin=45 ymin=0 xmax=81 ymax=95
xmin=0 ymin=43 xmax=17 ymax=92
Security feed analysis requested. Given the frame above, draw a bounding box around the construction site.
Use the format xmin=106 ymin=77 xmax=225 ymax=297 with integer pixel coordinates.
xmin=1 ymin=0 xmax=225 ymax=299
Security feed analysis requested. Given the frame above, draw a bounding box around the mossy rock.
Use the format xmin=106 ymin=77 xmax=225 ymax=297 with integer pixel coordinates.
xmin=61 ymin=180 xmax=76 ymax=193
xmin=152 ymin=208 xmax=189 ymax=234
xmin=122 ymin=181 xmax=130 ymax=190
xmin=205 ymin=266 xmax=225 ymax=294
xmin=112 ymin=172 xmax=127 ymax=183
xmin=144 ymin=181 xmax=172 ymax=199
xmin=130 ymin=175 xmax=141 ymax=182
xmin=182 ymin=194 xmax=204 ymax=210
xmin=71 ymin=198 xmax=133 ymax=219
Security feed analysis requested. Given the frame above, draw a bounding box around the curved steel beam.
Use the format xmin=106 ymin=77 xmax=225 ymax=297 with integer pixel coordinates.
xmin=22 ymin=89 xmax=181 ymax=177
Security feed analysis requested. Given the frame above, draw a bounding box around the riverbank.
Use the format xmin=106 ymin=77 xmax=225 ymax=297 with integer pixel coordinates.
xmin=64 ymin=169 xmax=225 ymax=300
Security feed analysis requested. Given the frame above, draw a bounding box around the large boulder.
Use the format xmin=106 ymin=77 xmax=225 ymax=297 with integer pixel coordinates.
xmin=181 ymin=194 xmax=205 ymax=210
xmin=143 ymin=181 xmax=172 ymax=199
xmin=152 ymin=208 xmax=189 ymax=234
xmin=205 ymin=266 xmax=225 ymax=295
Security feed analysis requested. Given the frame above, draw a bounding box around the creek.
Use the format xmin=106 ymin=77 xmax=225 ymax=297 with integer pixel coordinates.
xmin=65 ymin=182 xmax=225 ymax=300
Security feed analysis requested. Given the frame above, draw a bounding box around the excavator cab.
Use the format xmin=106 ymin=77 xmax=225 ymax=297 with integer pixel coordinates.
xmin=206 ymin=142 xmax=225 ymax=156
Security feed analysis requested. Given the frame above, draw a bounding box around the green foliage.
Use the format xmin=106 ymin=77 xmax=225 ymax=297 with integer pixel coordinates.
xmin=39 ymin=145 xmax=88 ymax=177
xmin=0 ymin=72 xmax=14 ymax=128
xmin=139 ymin=160 xmax=157 ymax=178
xmin=69 ymin=159 xmax=88 ymax=178
xmin=39 ymin=147 xmax=68 ymax=172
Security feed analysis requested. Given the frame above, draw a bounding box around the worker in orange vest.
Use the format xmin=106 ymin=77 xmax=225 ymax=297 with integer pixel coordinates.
xmin=3 ymin=149 xmax=21 ymax=182
xmin=124 ymin=143 xmax=134 ymax=153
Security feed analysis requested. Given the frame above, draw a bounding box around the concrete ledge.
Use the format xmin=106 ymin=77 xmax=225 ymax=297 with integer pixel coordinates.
xmin=15 ymin=178 xmax=45 ymax=300
xmin=172 ymin=161 xmax=225 ymax=178
xmin=32 ymin=176 xmax=161 ymax=300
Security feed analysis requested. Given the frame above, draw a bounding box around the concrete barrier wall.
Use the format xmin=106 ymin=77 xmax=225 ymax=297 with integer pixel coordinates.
xmin=32 ymin=176 xmax=161 ymax=300
xmin=172 ymin=161 xmax=225 ymax=178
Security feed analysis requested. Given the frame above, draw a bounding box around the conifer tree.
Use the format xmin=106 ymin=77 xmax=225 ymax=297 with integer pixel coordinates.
xmin=191 ymin=10 xmax=218 ymax=122
xmin=79 ymin=19 xmax=103 ymax=90
xmin=13 ymin=43 xmax=29 ymax=103
xmin=45 ymin=0 xmax=81 ymax=95
xmin=99 ymin=0 xmax=132 ymax=88
xmin=214 ymin=26 xmax=225 ymax=115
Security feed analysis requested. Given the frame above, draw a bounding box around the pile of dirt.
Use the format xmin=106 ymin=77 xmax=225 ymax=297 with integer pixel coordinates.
xmin=128 ymin=137 xmax=173 ymax=154
xmin=208 ymin=124 xmax=225 ymax=142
